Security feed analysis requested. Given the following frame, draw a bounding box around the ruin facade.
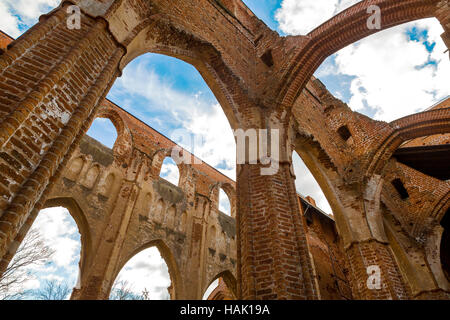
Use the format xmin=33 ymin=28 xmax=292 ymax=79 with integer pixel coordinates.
xmin=0 ymin=0 xmax=449 ymax=300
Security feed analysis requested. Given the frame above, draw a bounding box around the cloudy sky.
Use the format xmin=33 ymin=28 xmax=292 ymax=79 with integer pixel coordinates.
xmin=1 ymin=0 xmax=448 ymax=299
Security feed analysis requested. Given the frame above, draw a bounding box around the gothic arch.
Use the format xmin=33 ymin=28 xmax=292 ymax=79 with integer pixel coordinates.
xmin=210 ymin=182 xmax=236 ymax=218
xmin=293 ymin=139 xmax=358 ymax=246
xmin=94 ymin=105 xmax=133 ymax=153
xmin=368 ymin=107 xmax=450 ymax=175
xmin=111 ymin=239 xmax=184 ymax=300
xmin=278 ymin=0 xmax=443 ymax=107
xmin=117 ymin=16 xmax=249 ymax=130
xmin=203 ymin=270 xmax=237 ymax=299
xmin=0 ymin=196 xmax=93 ymax=282
xmin=152 ymin=149 xmax=185 ymax=184
xmin=43 ymin=197 xmax=93 ymax=285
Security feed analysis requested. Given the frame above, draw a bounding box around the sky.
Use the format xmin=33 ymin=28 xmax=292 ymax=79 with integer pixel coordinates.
xmin=1 ymin=0 xmax=448 ymax=300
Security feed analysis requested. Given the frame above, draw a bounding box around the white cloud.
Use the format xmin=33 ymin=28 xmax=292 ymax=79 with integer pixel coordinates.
xmin=116 ymin=61 xmax=212 ymax=122
xmin=276 ymin=0 xmax=359 ymax=35
xmin=2 ymin=207 xmax=81 ymax=299
xmin=335 ymin=19 xmax=449 ymax=121
xmin=26 ymin=207 xmax=80 ymax=283
xmin=0 ymin=2 xmax=21 ymax=38
xmin=180 ymin=103 xmax=236 ymax=180
xmin=0 ymin=0 xmax=59 ymax=38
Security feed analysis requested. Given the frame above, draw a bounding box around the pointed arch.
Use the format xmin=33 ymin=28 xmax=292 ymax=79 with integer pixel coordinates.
xmin=81 ymin=165 xmax=100 ymax=189
xmin=292 ymin=150 xmax=332 ymax=214
xmin=43 ymin=197 xmax=93 ymax=288
xmin=111 ymin=240 xmax=183 ymax=300
xmin=211 ymin=182 xmax=236 ymax=218
xmin=119 ymin=21 xmax=243 ymax=130
xmin=279 ymin=0 xmax=442 ymax=108
xmin=203 ymin=270 xmax=237 ymax=300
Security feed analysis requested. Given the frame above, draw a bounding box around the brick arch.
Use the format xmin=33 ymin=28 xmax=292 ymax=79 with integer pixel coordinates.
xmin=110 ymin=239 xmax=184 ymax=300
xmin=367 ymin=107 xmax=450 ymax=176
xmin=95 ymin=107 xmax=126 ymax=139
xmin=0 ymin=196 xmax=93 ymax=296
xmin=210 ymin=181 xmax=237 ymax=218
xmin=93 ymin=104 xmax=134 ymax=159
xmin=278 ymin=0 xmax=442 ymax=108
xmin=203 ymin=269 xmax=237 ymax=299
xmin=151 ymin=148 xmax=185 ymax=185
xmin=117 ymin=16 xmax=250 ymax=130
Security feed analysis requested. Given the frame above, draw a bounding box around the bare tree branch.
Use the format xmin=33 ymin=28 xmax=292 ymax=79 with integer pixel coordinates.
xmin=0 ymin=228 xmax=55 ymax=300
xmin=32 ymin=280 xmax=71 ymax=300
xmin=110 ymin=278 xmax=149 ymax=300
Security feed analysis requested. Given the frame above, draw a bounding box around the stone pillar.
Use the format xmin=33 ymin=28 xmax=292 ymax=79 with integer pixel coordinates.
xmin=0 ymin=4 xmax=125 ymax=273
xmin=236 ymin=123 xmax=318 ymax=299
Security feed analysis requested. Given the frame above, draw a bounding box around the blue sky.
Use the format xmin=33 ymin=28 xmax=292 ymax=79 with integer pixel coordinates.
xmin=0 ymin=0 xmax=448 ymax=300
xmin=242 ymin=0 xmax=282 ymax=31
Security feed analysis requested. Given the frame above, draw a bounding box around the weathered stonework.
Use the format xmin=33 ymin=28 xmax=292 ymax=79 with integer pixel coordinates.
xmin=0 ymin=0 xmax=448 ymax=300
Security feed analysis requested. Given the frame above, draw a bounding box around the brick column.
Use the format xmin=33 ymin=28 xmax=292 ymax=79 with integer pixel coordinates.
xmin=236 ymin=147 xmax=318 ymax=299
xmin=0 ymin=5 xmax=125 ymax=272
xmin=336 ymin=178 xmax=411 ymax=300
xmin=345 ymin=240 xmax=410 ymax=299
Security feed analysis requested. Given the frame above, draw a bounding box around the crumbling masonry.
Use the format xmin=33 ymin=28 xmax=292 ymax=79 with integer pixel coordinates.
xmin=0 ymin=0 xmax=449 ymax=300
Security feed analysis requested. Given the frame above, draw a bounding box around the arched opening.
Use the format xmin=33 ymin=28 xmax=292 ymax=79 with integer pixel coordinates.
xmin=441 ymin=209 xmax=450 ymax=283
xmin=202 ymin=270 xmax=237 ymax=300
xmin=109 ymin=52 xmax=236 ymax=181
xmin=311 ymin=18 xmax=449 ymax=122
xmin=86 ymin=117 xmax=118 ymax=149
xmin=110 ymin=247 xmax=171 ymax=300
xmin=0 ymin=206 xmax=83 ymax=300
xmin=159 ymin=157 xmax=180 ymax=186
xmin=110 ymin=240 xmax=182 ymax=300
xmin=219 ymin=188 xmax=231 ymax=216
xmin=292 ymin=151 xmax=332 ymax=215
